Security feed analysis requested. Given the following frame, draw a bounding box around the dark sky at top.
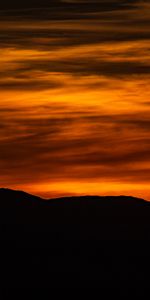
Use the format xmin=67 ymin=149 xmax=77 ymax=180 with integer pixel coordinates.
xmin=0 ymin=0 xmax=144 ymax=10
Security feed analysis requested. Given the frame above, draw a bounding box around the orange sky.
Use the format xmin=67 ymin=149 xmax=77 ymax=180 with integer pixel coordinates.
xmin=0 ymin=1 xmax=150 ymax=199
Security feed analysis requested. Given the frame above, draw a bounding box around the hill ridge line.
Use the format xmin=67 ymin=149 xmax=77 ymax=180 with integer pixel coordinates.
xmin=0 ymin=187 xmax=147 ymax=203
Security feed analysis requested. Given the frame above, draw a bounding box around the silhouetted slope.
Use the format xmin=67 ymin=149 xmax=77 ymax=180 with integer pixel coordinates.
xmin=1 ymin=189 xmax=150 ymax=291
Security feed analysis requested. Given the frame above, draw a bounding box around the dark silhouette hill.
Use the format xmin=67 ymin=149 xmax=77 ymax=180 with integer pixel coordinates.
xmin=1 ymin=188 xmax=150 ymax=292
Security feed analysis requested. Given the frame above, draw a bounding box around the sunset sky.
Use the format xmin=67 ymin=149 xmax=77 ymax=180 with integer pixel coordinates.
xmin=0 ymin=0 xmax=150 ymax=199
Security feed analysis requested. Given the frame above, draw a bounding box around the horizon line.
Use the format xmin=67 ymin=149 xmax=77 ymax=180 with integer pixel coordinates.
xmin=0 ymin=187 xmax=147 ymax=202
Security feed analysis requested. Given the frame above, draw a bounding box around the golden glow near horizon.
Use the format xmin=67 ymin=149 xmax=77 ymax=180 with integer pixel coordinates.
xmin=0 ymin=1 xmax=150 ymax=199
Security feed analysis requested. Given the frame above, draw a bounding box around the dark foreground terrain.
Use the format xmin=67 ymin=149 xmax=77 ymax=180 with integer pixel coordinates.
xmin=1 ymin=188 xmax=150 ymax=292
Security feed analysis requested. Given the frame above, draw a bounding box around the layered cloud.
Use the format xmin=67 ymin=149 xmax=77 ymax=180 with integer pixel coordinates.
xmin=0 ymin=0 xmax=150 ymax=198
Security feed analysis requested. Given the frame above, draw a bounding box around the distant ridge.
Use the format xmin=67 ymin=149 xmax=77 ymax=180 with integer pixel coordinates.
xmin=1 ymin=187 xmax=150 ymax=289
xmin=0 ymin=187 xmax=149 ymax=225
xmin=0 ymin=187 xmax=146 ymax=203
